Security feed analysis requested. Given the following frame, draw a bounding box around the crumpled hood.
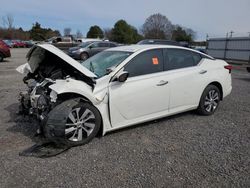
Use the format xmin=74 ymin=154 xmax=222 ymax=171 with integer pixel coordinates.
xmin=19 ymin=44 xmax=96 ymax=78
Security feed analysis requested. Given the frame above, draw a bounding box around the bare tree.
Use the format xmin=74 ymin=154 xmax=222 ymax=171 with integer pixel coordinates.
xmin=142 ymin=13 xmax=173 ymax=39
xmin=184 ymin=27 xmax=196 ymax=40
xmin=76 ymin=30 xmax=83 ymax=38
xmin=103 ymin=28 xmax=113 ymax=40
xmin=2 ymin=14 xmax=14 ymax=29
xmin=64 ymin=27 xmax=71 ymax=36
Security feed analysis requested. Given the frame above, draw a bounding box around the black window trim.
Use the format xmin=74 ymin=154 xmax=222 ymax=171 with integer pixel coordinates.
xmin=123 ymin=48 xmax=165 ymax=78
xmin=163 ymin=48 xmax=204 ymax=72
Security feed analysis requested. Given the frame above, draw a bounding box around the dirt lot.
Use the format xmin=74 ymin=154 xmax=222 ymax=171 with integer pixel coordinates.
xmin=0 ymin=48 xmax=249 ymax=187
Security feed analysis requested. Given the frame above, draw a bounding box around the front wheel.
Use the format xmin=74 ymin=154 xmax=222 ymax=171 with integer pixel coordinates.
xmin=45 ymin=99 xmax=101 ymax=146
xmin=197 ymin=85 xmax=221 ymax=115
xmin=80 ymin=52 xmax=89 ymax=61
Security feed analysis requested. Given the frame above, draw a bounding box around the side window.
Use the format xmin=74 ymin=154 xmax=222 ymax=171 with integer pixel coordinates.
xmin=91 ymin=42 xmax=99 ymax=48
xmin=124 ymin=49 xmax=164 ymax=77
xmin=164 ymin=49 xmax=202 ymax=70
xmin=109 ymin=43 xmax=117 ymax=47
xmin=98 ymin=42 xmax=109 ymax=47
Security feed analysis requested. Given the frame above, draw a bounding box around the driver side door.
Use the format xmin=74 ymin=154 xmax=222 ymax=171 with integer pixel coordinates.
xmin=109 ymin=49 xmax=171 ymax=128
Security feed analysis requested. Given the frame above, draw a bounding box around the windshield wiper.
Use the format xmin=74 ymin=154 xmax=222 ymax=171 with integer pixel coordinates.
xmin=89 ymin=61 xmax=94 ymax=72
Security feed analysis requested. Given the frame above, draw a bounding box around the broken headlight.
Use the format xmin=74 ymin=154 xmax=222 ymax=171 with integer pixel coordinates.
xmin=37 ymin=94 xmax=49 ymax=112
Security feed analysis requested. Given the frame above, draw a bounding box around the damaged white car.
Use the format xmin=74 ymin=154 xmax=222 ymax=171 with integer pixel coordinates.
xmin=17 ymin=44 xmax=232 ymax=145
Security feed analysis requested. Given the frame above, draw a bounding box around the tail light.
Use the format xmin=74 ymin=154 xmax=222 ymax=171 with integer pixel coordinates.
xmin=224 ymin=65 xmax=233 ymax=73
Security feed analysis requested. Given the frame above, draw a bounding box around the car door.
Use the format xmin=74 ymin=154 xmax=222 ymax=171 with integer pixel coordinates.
xmin=89 ymin=42 xmax=108 ymax=56
xmin=109 ymin=49 xmax=171 ymax=128
xmin=163 ymin=48 xmax=206 ymax=113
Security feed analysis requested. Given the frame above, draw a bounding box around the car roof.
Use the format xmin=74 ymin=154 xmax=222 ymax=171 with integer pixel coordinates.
xmin=106 ymin=44 xmax=188 ymax=52
xmin=106 ymin=44 xmax=214 ymax=59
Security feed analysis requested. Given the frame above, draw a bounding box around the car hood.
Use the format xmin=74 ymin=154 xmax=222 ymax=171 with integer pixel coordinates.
xmin=25 ymin=44 xmax=97 ymax=78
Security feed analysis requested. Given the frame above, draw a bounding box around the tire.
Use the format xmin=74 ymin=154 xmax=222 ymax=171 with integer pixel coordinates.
xmin=247 ymin=67 xmax=250 ymax=73
xmin=80 ymin=52 xmax=89 ymax=61
xmin=197 ymin=85 xmax=221 ymax=116
xmin=44 ymin=98 xmax=101 ymax=146
xmin=0 ymin=54 xmax=3 ymax=62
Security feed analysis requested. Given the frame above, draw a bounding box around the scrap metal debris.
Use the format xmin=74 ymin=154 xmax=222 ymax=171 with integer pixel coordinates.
xmin=19 ymin=141 xmax=71 ymax=158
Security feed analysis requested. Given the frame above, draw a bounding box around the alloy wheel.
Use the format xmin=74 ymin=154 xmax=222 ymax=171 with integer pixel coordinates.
xmin=65 ymin=107 xmax=96 ymax=142
xmin=204 ymin=90 xmax=219 ymax=112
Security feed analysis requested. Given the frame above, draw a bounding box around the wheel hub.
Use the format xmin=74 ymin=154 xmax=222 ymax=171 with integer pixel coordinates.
xmin=204 ymin=90 xmax=219 ymax=112
xmin=65 ymin=107 xmax=95 ymax=142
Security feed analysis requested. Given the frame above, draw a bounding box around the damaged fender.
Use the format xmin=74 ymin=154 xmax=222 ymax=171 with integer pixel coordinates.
xmin=49 ymin=78 xmax=102 ymax=104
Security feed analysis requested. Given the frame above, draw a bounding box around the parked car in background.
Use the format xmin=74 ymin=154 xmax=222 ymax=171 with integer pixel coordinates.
xmin=3 ymin=40 xmax=14 ymax=48
xmin=138 ymin=39 xmax=181 ymax=46
xmin=17 ymin=44 xmax=232 ymax=145
xmin=12 ymin=40 xmax=26 ymax=48
xmin=0 ymin=40 xmax=11 ymax=62
xmin=195 ymin=47 xmax=207 ymax=54
xmin=76 ymin=38 xmax=102 ymax=43
xmin=24 ymin=40 xmax=35 ymax=48
xmin=68 ymin=41 xmax=118 ymax=60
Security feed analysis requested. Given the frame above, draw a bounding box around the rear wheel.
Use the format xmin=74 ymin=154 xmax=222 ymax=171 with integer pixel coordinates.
xmin=45 ymin=99 xmax=101 ymax=146
xmin=80 ymin=52 xmax=89 ymax=61
xmin=247 ymin=67 xmax=250 ymax=73
xmin=197 ymin=85 xmax=221 ymax=115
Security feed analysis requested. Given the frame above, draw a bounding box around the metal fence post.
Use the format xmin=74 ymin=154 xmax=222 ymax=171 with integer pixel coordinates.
xmin=224 ymin=38 xmax=228 ymax=60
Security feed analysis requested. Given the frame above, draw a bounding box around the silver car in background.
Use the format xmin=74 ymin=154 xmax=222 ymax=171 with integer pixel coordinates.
xmin=68 ymin=41 xmax=118 ymax=61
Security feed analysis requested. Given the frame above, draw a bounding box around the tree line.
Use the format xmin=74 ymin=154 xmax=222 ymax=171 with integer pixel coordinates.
xmin=0 ymin=13 xmax=196 ymax=43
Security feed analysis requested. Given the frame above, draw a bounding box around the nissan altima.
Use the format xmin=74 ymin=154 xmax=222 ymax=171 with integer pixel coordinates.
xmin=17 ymin=44 xmax=232 ymax=145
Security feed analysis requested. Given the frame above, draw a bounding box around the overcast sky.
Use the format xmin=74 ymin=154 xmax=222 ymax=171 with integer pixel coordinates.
xmin=0 ymin=0 xmax=250 ymax=40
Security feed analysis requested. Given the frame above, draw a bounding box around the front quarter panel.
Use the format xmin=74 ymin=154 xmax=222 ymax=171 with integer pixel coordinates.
xmin=49 ymin=78 xmax=98 ymax=104
xmin=49 ymin=78 xmax=112 ymax=135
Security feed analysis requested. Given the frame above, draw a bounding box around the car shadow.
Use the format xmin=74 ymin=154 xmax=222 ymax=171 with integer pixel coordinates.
xmin=0 ymin=59 xmax=11 ymax=63
xmin=4 ymin=103 xmax=43 ymax=143
xmin=105 ymin=110 xmax=196 ymax=137
xmin=235 ymin=77 xmax=250 ymax=82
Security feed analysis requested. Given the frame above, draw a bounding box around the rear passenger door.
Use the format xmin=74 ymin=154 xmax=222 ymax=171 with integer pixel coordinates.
xmin=163 ymin=48 xmax=205 ymax=112
xmin=93 ymin=42 xmax=110 ymax=55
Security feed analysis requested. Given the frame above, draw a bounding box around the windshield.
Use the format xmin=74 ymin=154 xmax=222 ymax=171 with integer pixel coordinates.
xmin=78 ymin=42 xmax=94 ymax=48
xmin=81 ymin=51 xmax=132 ymax=78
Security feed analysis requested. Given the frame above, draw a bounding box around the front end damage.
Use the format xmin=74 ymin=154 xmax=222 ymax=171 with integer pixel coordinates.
xmin=18 ymin=78 xmax=56 ymax=124
xmin=17 ymin=44 xmax=97 ymax=136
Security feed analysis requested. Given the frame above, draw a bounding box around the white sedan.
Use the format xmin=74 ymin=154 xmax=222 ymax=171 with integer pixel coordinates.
xmin=17 ymin=44 xmax=232 ymax=145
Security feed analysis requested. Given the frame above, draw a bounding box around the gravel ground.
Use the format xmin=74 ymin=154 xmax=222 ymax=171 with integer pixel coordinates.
xmin=0 ymin=48 xmax=249 ymax=188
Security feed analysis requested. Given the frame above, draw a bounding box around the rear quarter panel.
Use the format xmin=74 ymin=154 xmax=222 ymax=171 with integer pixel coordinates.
xmin=200 ymin=59 xmax=232 ymax=99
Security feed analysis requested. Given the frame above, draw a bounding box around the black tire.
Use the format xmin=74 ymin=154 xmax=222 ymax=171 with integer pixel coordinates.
xmin=0 ymin=54 xmax=3 ymax=62
xmin=80 ymin=52 xmax=89 ymax=61
xmin=197 ymin=85 xmax=221 ymax=116
xmin=44 ymin=98 xmax=101 ymax=146
xmin=247 ymin=67 xmax=250 ymax=73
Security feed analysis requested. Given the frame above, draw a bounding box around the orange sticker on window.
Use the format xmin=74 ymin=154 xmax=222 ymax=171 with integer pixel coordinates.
xmin=152 ymin=57 xmax=159 ymax=65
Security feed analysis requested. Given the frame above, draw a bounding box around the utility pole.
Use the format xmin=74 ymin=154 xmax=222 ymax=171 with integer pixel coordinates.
xmin=226 ymin=32 xmax=228 ymax=38
xmin=206 ymin=34 xmax=209 ymax=41
xmin=229 ymin=31 xmax=234 ymax=38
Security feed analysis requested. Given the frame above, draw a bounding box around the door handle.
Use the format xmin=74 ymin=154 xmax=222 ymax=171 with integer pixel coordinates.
xmin=157 ymin=80 xmax=168 ymax=86
xmin=199 ymin=70 xmax=207 ymax=74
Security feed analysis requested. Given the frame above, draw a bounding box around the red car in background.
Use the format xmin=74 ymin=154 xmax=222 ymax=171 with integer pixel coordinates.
xmin=0 ymin=40 xmax=11 ymax=62
xmin=12 ymin=40 xmax=26 ymax=48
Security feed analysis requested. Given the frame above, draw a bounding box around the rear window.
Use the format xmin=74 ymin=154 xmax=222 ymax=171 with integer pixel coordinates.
xmin=164 ymin=48 xmax=202 ymax=70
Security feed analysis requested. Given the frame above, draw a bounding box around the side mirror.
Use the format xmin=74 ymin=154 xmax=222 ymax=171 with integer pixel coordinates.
xmin=117 ymin=71 xmax=129 ymax=82
xmin=89 ymin=45 xmax=93 ymax=49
